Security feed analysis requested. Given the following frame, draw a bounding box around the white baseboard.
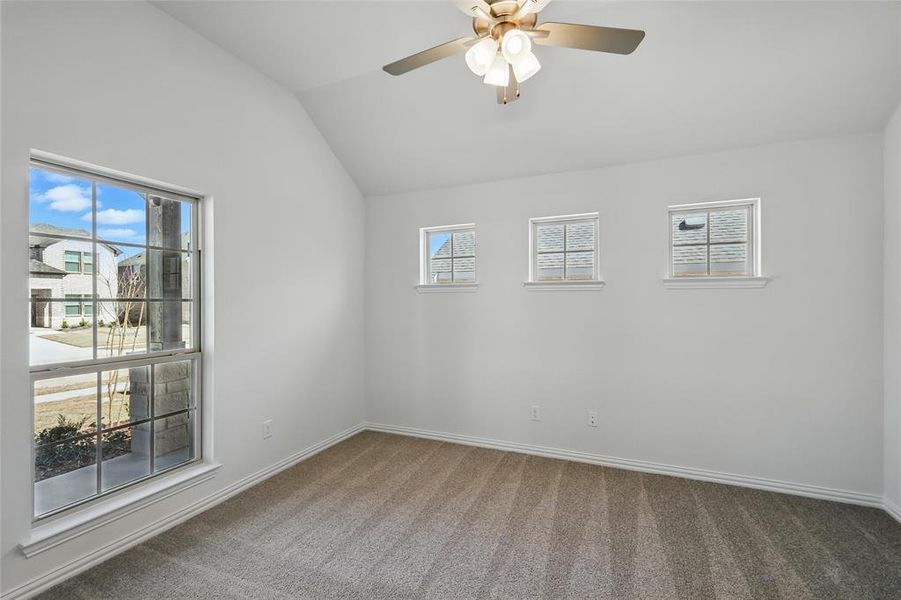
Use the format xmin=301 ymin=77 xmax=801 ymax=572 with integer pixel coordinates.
xmin=886 ymin=498 xmax=901 ymax=524
xmin=364 ymin=422 xmax=885 ymax=509
xmin=2 ymin=423 xmax=366 ymax=600
xmin=5 ymin=421 xmax=896 ymax=599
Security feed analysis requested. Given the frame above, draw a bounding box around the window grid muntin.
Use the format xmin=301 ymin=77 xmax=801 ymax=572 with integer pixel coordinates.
xmin=424 ymin=226 xmax=476 ymax=284
xmin=29 ymin=158 xmax=202 ymax=520
xmin=31 ymin=354 xmax=200 ymax=520
xmin=531 ymin=215 xmax=599 ymax=282
xmin=29 ymin=167 xmax=199 ymax=369
xmin=669 ymin=201 xmax=756 ymax=278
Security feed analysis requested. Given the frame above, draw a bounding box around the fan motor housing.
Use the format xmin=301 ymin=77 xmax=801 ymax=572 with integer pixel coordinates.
xmin=473 ymin=1 xmax=539 ymax=38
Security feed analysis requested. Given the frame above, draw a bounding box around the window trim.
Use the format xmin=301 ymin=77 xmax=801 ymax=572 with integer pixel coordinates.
xmin=526 ymin=212 xmax=603 ymax=289
xmin=418 ymin=223 xmax=478 ymax=290
xmin=28 ymin=150 xmax=205 ymax=522
xmin=664 ymin=198 xmax=767 ymax=288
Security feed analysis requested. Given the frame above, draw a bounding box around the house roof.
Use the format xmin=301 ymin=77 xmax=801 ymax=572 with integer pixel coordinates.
xmin=29 ymin=259 xmax=67 ymax=276
xmin=29 ymin=223 xmax=123 ymax=256
xmin=118 ymin=252 xmax=145 ymax=268
xmin=118 ymin=232 xmax=192 ymax=268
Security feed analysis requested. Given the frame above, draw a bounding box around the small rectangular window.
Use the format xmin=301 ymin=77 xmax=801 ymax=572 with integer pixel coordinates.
xmin=63 ymin=294 xmax=94 ymax=318
xmin=82 ymin=251 xmax=94 ymax=274
xmin=669 ymin=199 xmax=759 ymax=278
xmin=420 ymin=224 xmax=476 ymax=284
xmin=529 ymin=213 xmax=599 ymax=282
xmin=64 ymin=294 xmax=82 ymax=316
xmin=64 ymin=251 xmax=82 ymax=273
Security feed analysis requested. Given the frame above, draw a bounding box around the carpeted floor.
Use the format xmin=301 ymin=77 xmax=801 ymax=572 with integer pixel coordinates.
xmin=39 ymin=431 xmax=901 ymax=599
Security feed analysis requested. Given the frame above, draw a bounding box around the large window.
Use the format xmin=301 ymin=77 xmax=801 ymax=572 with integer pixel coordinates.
xmin=28 ymin=156 xmax=201 ymax=518
xmin=529 ymin=213 xmax=599 ymax=282
xmin=669 ymin=199 xmax=760 ymax=278
xmin=420 ymin=224 xmax=476 ymax=284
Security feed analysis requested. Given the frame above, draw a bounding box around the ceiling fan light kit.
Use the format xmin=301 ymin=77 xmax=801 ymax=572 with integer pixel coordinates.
xmin=382 ymin=0 xmax=646 ymax=105
xmin=465 ymin=37 xmax=499 ymax=75
xmin=483 ymin=53 xmax=510 ymax=86
xmin=512 ymin=50 xmax=541 ymax=83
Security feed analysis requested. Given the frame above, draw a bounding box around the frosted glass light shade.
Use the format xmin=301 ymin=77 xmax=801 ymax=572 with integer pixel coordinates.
xmin=512 ymin=51 xmax=541 ymax=83
xmin=483 ymin=54 xmax=510 ymax=86
xmin=465 ymin=37 xmax=499 ymax=76
xmin=501 ymin=29 xmax=532 ymax=65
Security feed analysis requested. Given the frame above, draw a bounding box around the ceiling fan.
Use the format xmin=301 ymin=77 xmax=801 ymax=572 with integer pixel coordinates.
xmin=382 ymin=0 xmax=645 ymax=104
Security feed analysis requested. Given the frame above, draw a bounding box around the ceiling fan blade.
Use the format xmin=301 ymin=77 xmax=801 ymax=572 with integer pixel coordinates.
xmin=523 ymin=29 xmax=550 ymax=40
xmin=534 ymin=22 xmax=645 ymax=54
xmin=383 ymin=37 xmax=475 ymax=76
xmin=451 ymin=0 xmax=496 ymax=22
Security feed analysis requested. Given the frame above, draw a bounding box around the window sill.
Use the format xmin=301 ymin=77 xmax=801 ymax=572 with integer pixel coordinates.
xmin=20 ymin=461 xmax=221 ymax=558
xmin=523 ymin=280 xmax=606 ymax=291
xmin=416 ymin=283 xmax=480 ymax=293
xmin=662 ymin=276 xmax=770 ymax=289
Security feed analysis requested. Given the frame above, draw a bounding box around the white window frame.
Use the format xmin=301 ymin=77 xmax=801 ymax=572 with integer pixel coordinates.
xmin=524 ymin=212 xmax=604 ymax=291
xmin=664 ymin=198 xmax=768 ymax=289
xmin=27 ymin=151 xmax=209 ymax=524
xmin=417 ymin=223 xmax=478 ymax=293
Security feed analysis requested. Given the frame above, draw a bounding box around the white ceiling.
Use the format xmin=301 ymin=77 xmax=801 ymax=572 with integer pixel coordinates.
xmin=155 ymin=1 xmax=901 ymax=196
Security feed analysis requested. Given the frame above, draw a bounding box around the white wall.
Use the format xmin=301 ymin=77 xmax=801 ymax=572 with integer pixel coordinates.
xmin=885 ymin=103 xmax=901 ymax=513
xmin=1 ymin=1 xmax=364 ymax=594
xmin=366 ymin=134 xmax=885 ymax=497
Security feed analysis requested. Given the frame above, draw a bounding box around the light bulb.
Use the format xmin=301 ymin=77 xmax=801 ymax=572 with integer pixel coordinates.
xmin=501 ymin=29 xmax=532 ymax=65
xmin=483 ymin=54 xmax=509 ymax=87
xmin=465 ymin=37 xmax=498 ymax=76
xmin=512 ymin=51 xmax=541 ymax=83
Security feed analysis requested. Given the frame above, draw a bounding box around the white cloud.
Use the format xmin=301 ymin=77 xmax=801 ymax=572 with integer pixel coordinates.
xmin=43 ymin=172 xmax=76 ymax=184
xmin=34 ymin=184 xmax=92 ymax=212
xmin=91 ymin=208 xmax=144 ymax=225
xmin=99 ymin=228 xmax=137 ymax=239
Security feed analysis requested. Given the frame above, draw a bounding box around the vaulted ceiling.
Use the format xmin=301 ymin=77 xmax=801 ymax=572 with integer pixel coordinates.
xmin=155 ymin=1 xmax=901 ymax=196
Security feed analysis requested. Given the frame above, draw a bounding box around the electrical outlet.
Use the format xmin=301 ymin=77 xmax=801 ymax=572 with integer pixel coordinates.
xmin=587 ymin=411 xmax=598 ymax=427
xmin=530 ymin=404 xmax=541 ymax=421
xmin=262 ymin=419 xmax=273 ymax=439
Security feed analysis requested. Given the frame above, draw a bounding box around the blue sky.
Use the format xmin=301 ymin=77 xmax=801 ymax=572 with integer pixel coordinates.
xmin=429 ymin=232 xmax=449 ymax=257
xmin=29 ymin=167 xmax=190 ymax=260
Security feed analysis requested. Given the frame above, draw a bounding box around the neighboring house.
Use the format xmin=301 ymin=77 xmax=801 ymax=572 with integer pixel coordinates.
xmin=29 ymin=224 xmax=120 ymax=328
xmin=117 ymin=232 xmax=191 ymax=324
xmin=430 ymin=233 xmax=475 ymax=283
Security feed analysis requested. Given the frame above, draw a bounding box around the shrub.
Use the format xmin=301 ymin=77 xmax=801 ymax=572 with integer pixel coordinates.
xmin=79 ymin=318 xmax=88 ymax=328
xmin=61 ymin=320 xmax=69 ymax=329
xmin=33 ymin=415 xmax=132 ymax=482
xmin=98 ymin=319 xmax=105 ymax=327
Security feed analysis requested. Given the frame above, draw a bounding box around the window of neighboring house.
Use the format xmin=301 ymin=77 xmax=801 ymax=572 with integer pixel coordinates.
xmin=64 ymin=251 xmax=82 ymax=272
xmin=64 ymin=294 xmax=94 ymax=317
xmin=420 ymin=224 xmax=476 ymax=284
xmin=528 ymin=213 xmax=600 ymax=282
xmin=62 ymin=251 xmax=93 ymax=274
xmin=28 ymin=155 xmax=202 ymax=519
xmin=668 ymin=199 xmax=760 ymax=278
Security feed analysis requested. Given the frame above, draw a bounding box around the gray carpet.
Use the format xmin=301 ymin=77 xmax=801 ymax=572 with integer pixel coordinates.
xmin=39 ymin=431 xmax=901 ymax=599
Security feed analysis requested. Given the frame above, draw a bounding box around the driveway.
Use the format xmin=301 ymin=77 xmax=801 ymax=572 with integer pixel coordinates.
xmin=30 ymin=328 xmax=92 ymax=365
